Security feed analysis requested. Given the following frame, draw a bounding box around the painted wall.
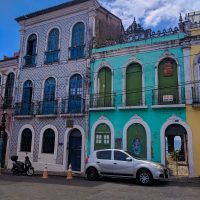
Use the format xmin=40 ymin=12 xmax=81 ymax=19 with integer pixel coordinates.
xmin=89 ymin=35 xmax=186 ymax=164
xmin=187 ymin=37 xmax=200 ymax=176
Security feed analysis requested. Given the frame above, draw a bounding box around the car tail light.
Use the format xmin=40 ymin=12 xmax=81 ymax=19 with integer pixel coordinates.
xmin=85 ymin=156 xmax=89 ymax=164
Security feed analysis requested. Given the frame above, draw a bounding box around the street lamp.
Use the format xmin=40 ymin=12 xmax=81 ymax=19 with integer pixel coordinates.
xmin=0 ymin=111 xmax=7 ymax=169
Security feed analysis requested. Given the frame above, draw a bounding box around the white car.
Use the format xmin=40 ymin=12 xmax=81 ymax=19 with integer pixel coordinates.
xmin=85 ymin=149 xmax=168 ymax=185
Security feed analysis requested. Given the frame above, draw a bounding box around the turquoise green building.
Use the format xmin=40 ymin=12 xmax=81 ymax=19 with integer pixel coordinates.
xmin=88 ymin=21 xmax=195 ymax=177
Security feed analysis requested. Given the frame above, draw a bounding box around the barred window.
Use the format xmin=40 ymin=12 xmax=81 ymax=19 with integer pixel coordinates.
xmin=42 ymin=128 xmax=55 ymax=154
xmin=20 ymin=128 xmax=32 ymax=152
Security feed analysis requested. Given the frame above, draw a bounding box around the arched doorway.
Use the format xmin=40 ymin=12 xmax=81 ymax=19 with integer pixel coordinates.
xmin=0 ymin=132 xmax=8 ymax=168
xmin=68 ymin=129 xmax=82 ymax=171
xmin=127 ymin=124 xmax=147 ymax=159
xmin=165 ymin=124 xmax=189 ymax=177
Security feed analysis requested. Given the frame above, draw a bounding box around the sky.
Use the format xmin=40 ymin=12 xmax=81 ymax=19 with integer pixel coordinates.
xmin=0 ymin=0 xmax=200 ymax=60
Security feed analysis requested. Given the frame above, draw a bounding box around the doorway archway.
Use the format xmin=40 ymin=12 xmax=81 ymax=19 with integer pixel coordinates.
xmin=68 ymin=129 xmax=82 ymax=172
xmin=1 ymin=132 xmax=8 ymax=168
xmin=165 ymin=124 xmax=189 ymax=176
xmin=160 ymin=116 xmax=194 ymax=177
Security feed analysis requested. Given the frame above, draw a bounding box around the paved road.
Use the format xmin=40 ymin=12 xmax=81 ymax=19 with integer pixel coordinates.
xmin=0 ymin=174 xmax=199 ymax=200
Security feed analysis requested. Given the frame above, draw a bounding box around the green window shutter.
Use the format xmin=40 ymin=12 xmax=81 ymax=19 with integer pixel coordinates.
xmin=95 ymin=123 xmax=111 ymax=150
xmin=158 ymin=59 xmax=179 ymax=104
xmin=98 ymin=67 xmax=112 ymax=107
xmin=127 ymin=123 xmax=147 ymax=159
xmin=126 ymin=63 xmax=142 ymax=106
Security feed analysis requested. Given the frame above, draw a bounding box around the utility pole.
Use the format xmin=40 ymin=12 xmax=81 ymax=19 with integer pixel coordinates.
xmin=0 ymin=112 xmax=6 ymax=169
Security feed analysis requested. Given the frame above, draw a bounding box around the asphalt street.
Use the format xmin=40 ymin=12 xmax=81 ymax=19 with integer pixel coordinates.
xmin=0 ymin=174 xmax=200 ymax=200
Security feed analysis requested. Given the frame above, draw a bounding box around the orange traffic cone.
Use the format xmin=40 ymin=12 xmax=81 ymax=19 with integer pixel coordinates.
xmin=66 ymin=164 xmax=73 ymax=180
xmin=42 ymin=164 xmax=48 ymax=179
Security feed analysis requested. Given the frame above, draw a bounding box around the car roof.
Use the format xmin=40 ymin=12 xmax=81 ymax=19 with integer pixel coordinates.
xmin=94 ymin=149 xmax=125 ymax=152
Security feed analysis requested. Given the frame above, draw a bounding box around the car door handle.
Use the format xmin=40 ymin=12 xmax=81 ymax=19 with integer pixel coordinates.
xmin=96 ymin=161 xmax=100 ymax=164
xmin=113 ymin=163 xmax=117 ymax=165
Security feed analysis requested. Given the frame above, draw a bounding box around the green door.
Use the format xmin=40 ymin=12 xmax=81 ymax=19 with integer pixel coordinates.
xmin=98 ymin=67 xmax=112 ymax=107
xmin=158 ymin=58 xmax=179 ymax=104
xmin=94 ymin=124 xmax=111 ymax=150
xmin=126 ymin=63 xmax=142 ymax=106
xmin=127 ymin=123 xmax=147 ymax=159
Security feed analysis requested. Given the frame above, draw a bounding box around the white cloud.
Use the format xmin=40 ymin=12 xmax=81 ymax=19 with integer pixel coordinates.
xmin=99 ymin=0 xmax=200 ymax=29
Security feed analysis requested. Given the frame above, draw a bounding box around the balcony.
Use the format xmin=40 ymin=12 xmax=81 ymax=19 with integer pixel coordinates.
xmin=152 ymin=87 xmax=185 ymax=108
xmin=24 ymin=55 xmax=37 ymax=67
xmin=61 ymin=97 xmax=85 ymax=114
xmin=90 ymin=93 xmax=115 ymax=110
xmin=14 ymin=102 xmax=34 ymax=116
xmin=192 ymin=86 xmax=200 ymax=106
xmin=36 ymin=100 xmax=58 ymax=115
xmin=44 ymin=50 xmax=60 ymax=64
xmin=68 ymin=45 xmax=85 ymax=60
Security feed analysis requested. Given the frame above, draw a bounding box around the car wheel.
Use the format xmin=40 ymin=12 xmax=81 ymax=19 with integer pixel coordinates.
xmin=137 ymin=169 xmax=153 ymax=185
xmin=26 ymin=168 xmax=34 ymax=176
xmin=87 ymin=168 xmax=98 ymax=181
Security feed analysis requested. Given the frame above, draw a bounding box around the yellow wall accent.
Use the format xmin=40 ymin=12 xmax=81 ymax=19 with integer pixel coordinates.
xmin=188 ymin=28 xmax=200 ymax=176
xmin=191 ymin=28 xmax=200 ymax=36
xmin=186 ymin=106 xmax=200 ymax=176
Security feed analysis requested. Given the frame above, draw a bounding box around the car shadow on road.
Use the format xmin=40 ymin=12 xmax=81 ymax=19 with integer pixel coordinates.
xmin=1 ymin=174 xmax=200 ymax=188
xmin=99 ymin=177 xmax=200 ymax=188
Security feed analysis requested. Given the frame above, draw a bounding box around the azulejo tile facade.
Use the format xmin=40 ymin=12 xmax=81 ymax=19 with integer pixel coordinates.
xmin=7 ymin=0 xmax=123 ymax=173
xmin=0 ymin=1 xmax=199 ymax=178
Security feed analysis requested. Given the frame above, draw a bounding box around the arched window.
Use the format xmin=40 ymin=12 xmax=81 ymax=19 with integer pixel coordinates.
xmin=70 ymin=22 xmax=85 ymax=59
xmin=21 ymin=80 xmax=33 ymax=115
xmin=42 ymin=128 xmax=55 ymax=154
xmin=126 ymin=63 xmax=142 ymax=106
xmin=127 ymin=123 xmax=147 ymax=159
xmin=68 ymin=74 xmax=83 ymax=113
xmin=97 ymin=67 xmax=112 ymax=107
xmin=157 ymin=58 xmax=179 ymax=105
xmin=45 ymin=28 xmax=60 ymax=63
xmin=95 ymin=123 xmax=111 ymax=150
xmin=42 ymin=77 xmax=56 ymax=114
xmin=20 ymin=128 xmax=32 ymax=152
xmin=4 ymin=72 xmax=15 ymax=108
xmin=25 ymin=34 xmax=37 ymax=66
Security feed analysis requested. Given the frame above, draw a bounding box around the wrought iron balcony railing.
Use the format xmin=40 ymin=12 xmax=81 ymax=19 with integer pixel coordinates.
xmin=44 ymin=50 xmax=60 ymax=64
xmin=152 ymin=87 xmax=185 ymax=105
xmin=14 ymin=102 xmax=34 ymax=116
xmin=36 ymin=100 xmax=58 ymax=115
xmin=90 ymin=93 xmax=115 ymax=108
xmin=24 ymin=55 xmax=37 ymax=67
xmin=192 ymin=86 xmax=200 ymax=105
xmin=68 ymin=45 xmax=85 ymax=60
xmin=61 ymin=97 xmax=85 ymax=114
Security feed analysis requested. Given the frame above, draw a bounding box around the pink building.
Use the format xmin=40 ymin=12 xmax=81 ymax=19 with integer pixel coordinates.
xmin=0 ymin=54 xmax=18 ymax=169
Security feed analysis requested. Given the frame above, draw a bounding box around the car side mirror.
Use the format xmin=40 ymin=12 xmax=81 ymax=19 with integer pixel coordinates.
xmin=126 ymin=157 xmax=132 ymax=162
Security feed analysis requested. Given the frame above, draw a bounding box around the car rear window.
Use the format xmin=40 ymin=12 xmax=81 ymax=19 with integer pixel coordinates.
xmin=96 ymin=150 xmax=111 ymax=160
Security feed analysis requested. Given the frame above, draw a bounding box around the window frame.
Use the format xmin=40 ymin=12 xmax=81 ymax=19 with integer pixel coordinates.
xmin=42 ymin=128 xmax=55 ymax=154
xmin=20 ymin=128 xmax=32 ymax=153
